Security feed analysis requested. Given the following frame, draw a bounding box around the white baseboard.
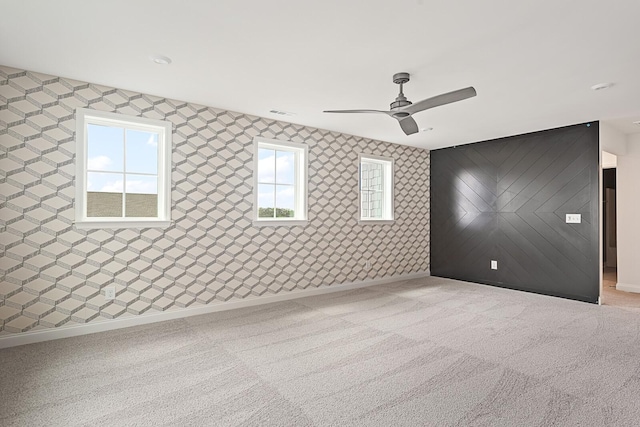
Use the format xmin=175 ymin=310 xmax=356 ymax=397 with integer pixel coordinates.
xmin=0 ymin=271 xmax=430 ymax=349
xmin=616 ymin=282 xmax=640 ymax=294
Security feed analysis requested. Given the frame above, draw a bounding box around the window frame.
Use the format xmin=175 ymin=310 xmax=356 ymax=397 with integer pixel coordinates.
xmin=252 ymin=137 xmax=308 ymax=227
xmin=74 ymin=108 xmax=172 ymax=229
xmin=358 ymin=153 xmax=395 ymax=224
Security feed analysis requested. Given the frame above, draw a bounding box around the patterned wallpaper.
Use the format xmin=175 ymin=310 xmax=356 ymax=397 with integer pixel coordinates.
xmin=0 ymin=65 xmax=430 ymax=335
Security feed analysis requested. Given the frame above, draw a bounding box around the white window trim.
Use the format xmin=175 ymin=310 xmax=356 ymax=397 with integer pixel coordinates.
xmin=358 ymin=153 xmax=395 ymax=224
xmin=74 ymin=108 xmax=173 ymax=229
xmin=253 ymin=137 xmax=308 ymax=227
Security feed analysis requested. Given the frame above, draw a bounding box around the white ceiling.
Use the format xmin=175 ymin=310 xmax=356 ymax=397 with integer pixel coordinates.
xmin=2 ymin=0 xmax=640 ymax=150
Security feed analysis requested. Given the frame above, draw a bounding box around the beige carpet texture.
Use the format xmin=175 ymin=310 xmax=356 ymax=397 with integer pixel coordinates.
xmin=2 ymin=276 xmax=640 ymax=426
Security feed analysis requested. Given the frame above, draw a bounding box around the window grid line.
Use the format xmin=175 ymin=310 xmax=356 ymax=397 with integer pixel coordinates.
xmin=122 ymin=127 xmax=126 ymax=218
xmin=272 ymin=150 xmax=276 ymax=218
xmin=86 ymin=170 xmax=158 ymax=177
xmin=257 ymin=181 xmax=294 ymax=186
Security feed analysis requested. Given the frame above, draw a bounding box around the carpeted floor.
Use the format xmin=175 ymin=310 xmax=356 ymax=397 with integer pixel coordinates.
xmin=2 ymin=276 xmax=640 ymax=426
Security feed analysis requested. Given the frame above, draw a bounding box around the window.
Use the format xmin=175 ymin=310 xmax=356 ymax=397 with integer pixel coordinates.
xmin=253 ymin=137 xmax=308 ymax=226
xmin=359 ymin=154 xmax=394 ymax=223
xmin=75 ymin=108 xmax=172 ymax=229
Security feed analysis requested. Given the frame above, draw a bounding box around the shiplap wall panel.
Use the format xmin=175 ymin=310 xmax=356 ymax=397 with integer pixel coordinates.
xmin=431 ymin=123 xmax=599 ymax=303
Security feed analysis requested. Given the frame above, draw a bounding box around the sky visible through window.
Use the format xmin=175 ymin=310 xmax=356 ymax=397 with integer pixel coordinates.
xmin=257 ymin=148 xmax=295 ymax=216
xmin=86 ymin=124 xmax=159 ymax=195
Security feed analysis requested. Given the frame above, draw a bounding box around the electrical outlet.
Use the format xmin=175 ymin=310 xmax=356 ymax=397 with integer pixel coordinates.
xmin=104 ymin=286 xmax=116 ymax=300
xmin=365 ymin=260 xmax=371 ymax=270
xmin=491 ymin=260 xmax=498 ymax=270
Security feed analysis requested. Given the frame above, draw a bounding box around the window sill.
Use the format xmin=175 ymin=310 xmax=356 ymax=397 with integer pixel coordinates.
xmin=358 ymin=219 xmax=395 ymax=225
xmin=253 ymin=219 xmax=309 ymax=227
xmin=74 ymin=220 xmax=173 ymax=230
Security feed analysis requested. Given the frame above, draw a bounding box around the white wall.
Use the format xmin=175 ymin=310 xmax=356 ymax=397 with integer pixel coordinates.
xmin=616 ymin=133 xmax=640 ymax=292
xmin=600 ymin=122 xmax=628 ymax=156
xmin=602 ymin=151 xmax=617 ymax=169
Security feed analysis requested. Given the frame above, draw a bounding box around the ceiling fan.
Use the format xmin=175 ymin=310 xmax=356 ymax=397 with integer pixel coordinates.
xmin=324 ymin=72 xmax=476 ymax=135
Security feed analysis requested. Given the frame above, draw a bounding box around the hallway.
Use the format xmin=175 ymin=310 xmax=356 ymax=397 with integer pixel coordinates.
xmin=602 ymin=267 xmax=640 ymax=310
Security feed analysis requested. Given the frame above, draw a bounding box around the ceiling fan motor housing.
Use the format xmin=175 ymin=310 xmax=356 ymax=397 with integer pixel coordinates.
xmin=390 ymin=72 xmax=413 ymax=110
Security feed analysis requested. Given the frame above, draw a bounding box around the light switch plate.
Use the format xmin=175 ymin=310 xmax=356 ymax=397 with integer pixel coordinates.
xmin=491 ymin=260 xmax=498 ymax=270
xmin=566 ymin=214 xmax=581 ymax=224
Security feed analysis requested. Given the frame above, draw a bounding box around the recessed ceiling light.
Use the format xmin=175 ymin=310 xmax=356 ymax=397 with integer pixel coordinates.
xmin=590 ymin=82 xmax=614 ymax=91
xmin=149 ymin=55 xmax=172 ymax=65
xmin=633 ymin=120 xmax=640 ymax=126
xmin=421 ymin=127 xmax=433 ymax=132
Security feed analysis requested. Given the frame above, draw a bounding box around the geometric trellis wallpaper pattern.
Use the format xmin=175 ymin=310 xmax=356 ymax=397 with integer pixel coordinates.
xmin=0 ymin=65 xmax=430 ymax=335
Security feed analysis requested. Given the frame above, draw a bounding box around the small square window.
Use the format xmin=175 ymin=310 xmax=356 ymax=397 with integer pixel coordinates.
xmin=75 ymin=109 xmax=172 ymax=229
xmin=359 ymin=154 xmax=394 ymax=223
xmin=253 ymin=138 xmax=308 ymax=226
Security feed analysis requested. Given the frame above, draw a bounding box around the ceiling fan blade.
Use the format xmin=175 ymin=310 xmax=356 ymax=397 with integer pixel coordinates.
xmin=398 ymin=116 xmax=419 ymax=135
xmin=323 ymin=109 xmax=390 ymax=114
xmin=403 ymin=86 xmax=476 ymax=115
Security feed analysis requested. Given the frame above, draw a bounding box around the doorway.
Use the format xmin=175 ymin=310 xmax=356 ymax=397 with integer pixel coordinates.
xmin=598 ymin=151 xmax=640 ymax=307
xmin=601 ymin=153 xmax=640 ymax=308
xmin=602 ymin=165 xmax=617 ymax=294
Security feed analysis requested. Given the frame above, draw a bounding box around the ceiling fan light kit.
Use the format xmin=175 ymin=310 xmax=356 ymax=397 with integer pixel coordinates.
xmin=324 ymin=72 xmax=476 ymax=136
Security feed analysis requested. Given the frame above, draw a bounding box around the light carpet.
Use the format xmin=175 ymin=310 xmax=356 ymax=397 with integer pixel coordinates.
xmin=2 ymin=276 xmax=640 ymax=426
